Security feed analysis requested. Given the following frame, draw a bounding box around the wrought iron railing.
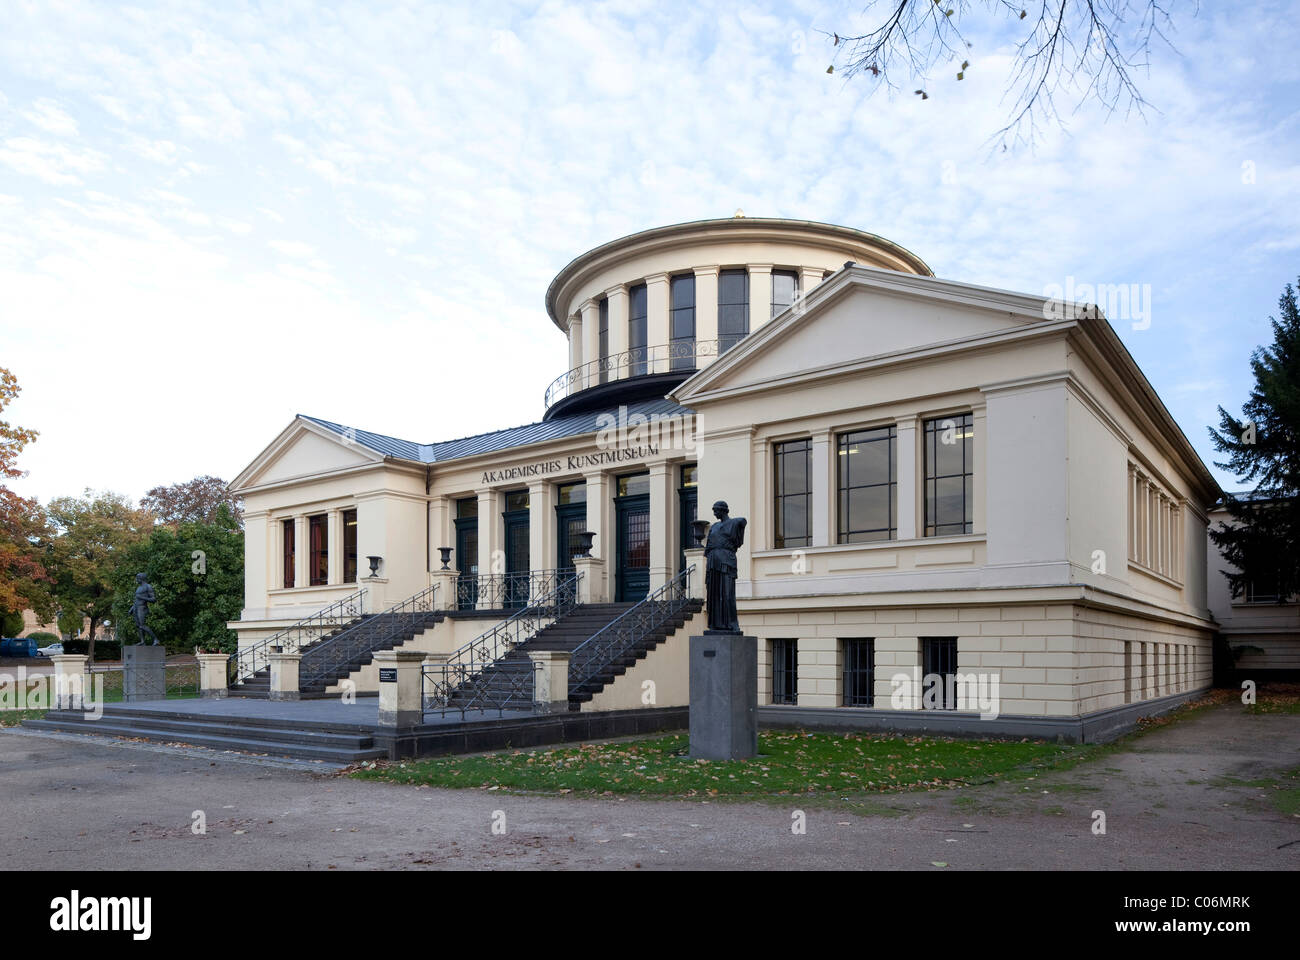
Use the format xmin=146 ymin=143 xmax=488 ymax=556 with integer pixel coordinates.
xmin=544 ymin=339 xmax=721 ymax=409
xmin=455 ymin=569 xmax=568 ymax=611
xmin=231 ymin=588 xmax=367 ymax=684
xmin=423 ymin=570 xmax=581 ymax=713
xmin=421 ymin=658 xmax=543 ymax=719
xmin=297 ymin=583 xmax=440 ymax=691
xmin=568 ymin=565 xmax=695 ymax=692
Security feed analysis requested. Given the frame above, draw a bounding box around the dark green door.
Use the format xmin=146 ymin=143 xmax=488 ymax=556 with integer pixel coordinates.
xmin=678 ymin=487 xmax=697 ymax=574
xmin=454 ymin=517 xmax=478 ymax=610
xmin=502 ymin=507 xmax=530 ymax=607
xmin=556 ymin=501 xmax=587 ymax=572
xmin=615 ymin=494 xmax=651 ymax=602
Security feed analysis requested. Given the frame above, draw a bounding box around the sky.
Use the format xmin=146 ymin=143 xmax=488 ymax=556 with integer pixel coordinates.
xmin=2 ymin=0 xmax=1298 ymax=505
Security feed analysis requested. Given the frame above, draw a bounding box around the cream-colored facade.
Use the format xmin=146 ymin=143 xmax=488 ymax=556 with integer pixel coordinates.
xmin=229 ymin=215 xmax=1227 ymax=736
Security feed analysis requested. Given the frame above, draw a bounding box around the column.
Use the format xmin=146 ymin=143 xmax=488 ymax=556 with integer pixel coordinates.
xmin=583 ymin=472 xmax=609 ymax=602
xmin=748 ymin=264 xmax=773 ymax=333
xmin=896 ymin=417 xmax=919 ymax=540
xmin=645 ymin=273 xmax=669 ymax=373
xmin=810 ymin=429 xmax=831 ymax=547
xmin=647 ymin=460 xmax=674 ymax=591
xmin=244 ymin=509 xmax=269 ymax=615
xmin=327 ymin=508 xmax=342 ymax=585
xmin=476 ymin=488 xmax=500 ymax=608
xmin=800 ymin=266 xmax=824 ymax=301
xmin=606 ymin=284 xmax=629 ymax=382
xmin=581 ymin=298 xmax=601 ymax=389
xmin=528 ymin=480 xmax=554 ymax=580
xmin=294 ymin=515 xmax=308 ymax=592
xmin=568 ymin=314 xmax=583 ymax=373
xmin=694 ymin=266 xmax=719 ymax=367
xmin=428 ymin=495 xmax=450 ymax=572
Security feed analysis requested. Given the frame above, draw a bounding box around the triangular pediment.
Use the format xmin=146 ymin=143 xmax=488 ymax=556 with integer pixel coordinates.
xmin=675 ymin=267 xmax=1061 ymax=402
xmin=232 ymin=418 xmax=385 ymax=491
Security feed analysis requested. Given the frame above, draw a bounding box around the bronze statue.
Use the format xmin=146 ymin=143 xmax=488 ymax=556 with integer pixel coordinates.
xmin=129 ymin=573 xmax=160 ymax=646
xmin=704 ymin=501 xmax=746 ymax=632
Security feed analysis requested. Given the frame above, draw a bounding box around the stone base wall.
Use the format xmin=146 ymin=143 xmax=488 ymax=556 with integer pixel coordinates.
xmin=739 ymin=601 xmax=1214 ymax=720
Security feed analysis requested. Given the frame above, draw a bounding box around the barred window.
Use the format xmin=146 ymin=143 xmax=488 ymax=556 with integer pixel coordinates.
xmin=841 ymin=638 xmax=874 ymax=706
xmin=771 ymin=639 xmax=798 ymax=705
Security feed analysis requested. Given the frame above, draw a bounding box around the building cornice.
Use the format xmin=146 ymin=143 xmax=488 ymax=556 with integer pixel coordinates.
xmin=545 ymin=217 xmax=934 ymax=330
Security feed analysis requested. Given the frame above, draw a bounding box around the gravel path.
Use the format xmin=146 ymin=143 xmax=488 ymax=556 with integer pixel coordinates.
xmin=2 ymin=702 xmax=1296 ymax=870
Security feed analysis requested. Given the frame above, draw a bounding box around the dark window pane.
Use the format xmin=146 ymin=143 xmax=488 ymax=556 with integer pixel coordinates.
xmin=309 ymin=514 xmax=328 ymax=586
xmin=771 ymin=270 xmax=798 ymax=318
xmin=628 ymin=283 xmax=648 ymax=376
xmin=557 ymin=482 xmax=586 ymax=505
xmin=282 ymin=519 xmax=295 ymax=588
xmin=617 ymin=473 xmax=650 ymax=498
xmin=841 ymin=638 xmax=874 ymax=706
xmin=924 ymin=415 xmax=974 ymax=538
xmin=456 ymin=497 xmax=478 ymax=519
xmin=342 ymin=509 xmax=358 ymax=584
xmin=772 ymin=639 xmax=798 ymax=704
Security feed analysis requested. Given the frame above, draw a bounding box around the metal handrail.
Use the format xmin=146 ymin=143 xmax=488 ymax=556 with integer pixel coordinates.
xmin=298 ymin=583 xmax=440 ymax=691
xmin=423 ymin=570 xmax=581 ymax=711
xmin=544 ymin=339 xmax=721 ymax=409
xmin=454 ymin=569 xmax=567 ymax=611
xmin=421 ymin=659 xmax=543 ymax=719
xmin=230 ymin=588 xmax=367 ymax=684
xmin=568 ymin=565 xmax=696 ymax=692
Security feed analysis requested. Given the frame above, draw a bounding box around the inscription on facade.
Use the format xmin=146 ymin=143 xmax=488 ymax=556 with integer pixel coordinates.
xmin=480 ymin=445 xmax=659 ymax=485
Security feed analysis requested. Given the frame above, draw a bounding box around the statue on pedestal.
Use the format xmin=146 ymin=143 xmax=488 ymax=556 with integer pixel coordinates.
xmin=704 ymin=501 xmax=746 ymax=633
xmin=129 ymin=573 xmax=160 ymax=646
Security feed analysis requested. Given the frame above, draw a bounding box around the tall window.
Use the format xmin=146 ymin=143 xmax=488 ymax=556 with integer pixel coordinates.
xmin=718 ymin=268 xmax=749 ymax=353
xmin=598 ymin=297 xmax=610 ymax=384
xmin=669 ymin=274 xmax=696 ymax=371
xmin=842 ymin=638 xmax=874 ymax=706
xmin=342 ymin=509 xmax=358 ymax=584
xmin=922 ymin=637 xmax=958 ymax=710
xmin=771 ymin=639 xmax=798 ymax=705
xmin=774 ymin=438 xmax=812 ymax=548
xmin=771 ymin=269 xmax=799 ymax=318
xmin=924 ymin=414 xmax=974 ymax=537
xmin=282 ymin=518 xmax=295 ymax=588
xmin=1127 ymin=464 xmax=1183 ymax=583
xmin=309 ymin=514 xmax=328 ymax=586
xmin=628 ymin=282 xmax=648 ymax=376
xmin=838 ymin=426 xmax=896 ymax=542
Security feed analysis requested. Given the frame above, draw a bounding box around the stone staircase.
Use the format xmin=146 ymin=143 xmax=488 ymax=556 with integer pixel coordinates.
xmin=441 ymin=599 xmax=702 ymax=711
xmin=230 ymin=609 xmax=445 ymax=699
xmin=23 ymin=705 xmax=387 ymax=764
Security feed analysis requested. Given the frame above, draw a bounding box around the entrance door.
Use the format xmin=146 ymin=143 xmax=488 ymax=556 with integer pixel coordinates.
xmin=502 ymin=492 xmax=531 ymax=608
xmin=677 ymin=463 xmax=698 ymax=575
xmin=615 ymin=473 xmax=651 ymax=602
xmin=556 ymin=502 xmax=587 ymax=572
xmin=454 ymin=515 xmax=478 ymax=610
xmin=555 ymin=481 xmax=588 ymax=574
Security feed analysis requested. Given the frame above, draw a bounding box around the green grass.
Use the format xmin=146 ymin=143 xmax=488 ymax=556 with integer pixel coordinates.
xmin=352 ymin=729 xmax=1092 ymax=799
xmin=0 ymin=708 xmax=46 ymax=727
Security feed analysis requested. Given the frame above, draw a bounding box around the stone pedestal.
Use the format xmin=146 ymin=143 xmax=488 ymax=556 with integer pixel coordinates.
xmin=374 ymin=649 xmax=427 ymax=728
xmin=528 ymin=650 xmax=570 ymax=713
xmin=688 ymin=631 xmax=758 ymax=760
xmin=682 ymin=549 xmax=705 ymax=599
xmin=49 ymin=654 xmax=89 ymax=711
xmin=269 ymin=651 xmax=301 ymax=701
xmin=574 ymin=557 xmax=605 ymax=604
xmin=196 ymin=653 xmax=229 ymax=699
xmin=123 ymin=644 xmax=166 ymax=702
xmin=428 ymin=570 xmax=460 ymax=610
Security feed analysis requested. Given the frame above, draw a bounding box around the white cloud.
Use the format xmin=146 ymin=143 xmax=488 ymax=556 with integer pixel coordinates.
xmin=23 ymin=98 xmax=78 ymax=136
xmin=0 ymin=137 xmax=105 ymax=184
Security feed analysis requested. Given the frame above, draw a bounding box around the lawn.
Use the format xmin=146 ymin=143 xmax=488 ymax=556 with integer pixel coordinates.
xmin=352 ymin=729 xmax=1092 ymax=798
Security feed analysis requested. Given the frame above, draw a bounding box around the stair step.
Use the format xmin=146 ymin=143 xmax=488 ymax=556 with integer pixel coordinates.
xmin=24 ymin=717 xmax=384 ymax=762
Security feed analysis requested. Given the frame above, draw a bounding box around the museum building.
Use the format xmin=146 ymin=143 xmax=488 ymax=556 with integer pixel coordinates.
xmin=228 ymin=215 xmax=1233 ymax=740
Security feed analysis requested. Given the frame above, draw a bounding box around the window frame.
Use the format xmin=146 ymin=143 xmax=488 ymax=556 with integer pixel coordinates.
xmin=773 ymin=437 xmax=813 ymax=549
xmin=836 ymin=425 xmax=897 ymax=543
xmin=923 ymin=413 xmax=974 ymax=537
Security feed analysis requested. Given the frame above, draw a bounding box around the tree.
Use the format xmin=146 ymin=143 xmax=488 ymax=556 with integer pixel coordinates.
xmin=141 ymin=475 xmax=243 ymax=528
xmin=827 ymin=1 xmax=1183 ymax=147
xmin=45 ymin=491 xmax=154 ymax=664
xmin=0 ymin=367 xmax=53 ymax=620
xmin=110 ymin=504 xmax=244 ymax=654
xmin=1208 ymin=278 xmax=1300 ymax=605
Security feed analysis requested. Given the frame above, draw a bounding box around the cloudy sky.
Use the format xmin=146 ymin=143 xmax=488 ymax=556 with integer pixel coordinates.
xmin=2 ymin=0 xmax=1298 ymax=504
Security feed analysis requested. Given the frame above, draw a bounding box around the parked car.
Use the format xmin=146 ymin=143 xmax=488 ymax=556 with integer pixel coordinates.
xmin=35 ymin=642 xmax=64 ymax=657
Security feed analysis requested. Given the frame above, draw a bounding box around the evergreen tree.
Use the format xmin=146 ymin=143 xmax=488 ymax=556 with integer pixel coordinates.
xmin=1208 ymin=279 xmax=1300 ymax=603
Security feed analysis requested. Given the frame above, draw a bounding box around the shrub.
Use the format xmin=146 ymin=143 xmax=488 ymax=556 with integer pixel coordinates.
xmin=27 ymin=632 xmax=59 ymax=645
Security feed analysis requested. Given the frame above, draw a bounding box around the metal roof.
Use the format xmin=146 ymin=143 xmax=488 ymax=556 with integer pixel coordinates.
xmin=300 ymin=396 xmax=693 ymax=467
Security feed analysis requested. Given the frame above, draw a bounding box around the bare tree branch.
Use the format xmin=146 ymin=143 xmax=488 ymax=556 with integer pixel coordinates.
xmin=827 ymin=0 xmax=1188 ymax=148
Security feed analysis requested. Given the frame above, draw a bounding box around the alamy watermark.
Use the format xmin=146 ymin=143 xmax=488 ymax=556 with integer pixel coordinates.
xmin=1042 ymin=277 xmax=1151 ymax=330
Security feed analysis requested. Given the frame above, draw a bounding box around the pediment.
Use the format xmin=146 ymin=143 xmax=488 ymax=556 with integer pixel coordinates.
xmin=677 ymin=268 xmax=1054 ymax=401
xmin=233 ymin=419 xmax=384 ymax=491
